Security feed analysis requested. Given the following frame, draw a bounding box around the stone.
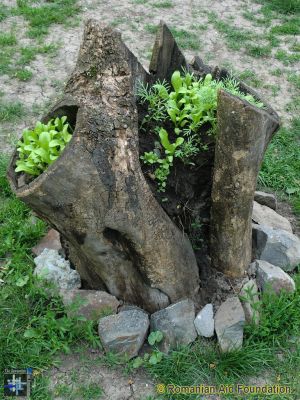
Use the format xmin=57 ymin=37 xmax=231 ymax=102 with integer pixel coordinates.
xmin=252 ymin=224 xmax=300 ymax=271
xmin=254 ymin=191 xmax=277 ymax=210
xmin=32 ymin=229 xmax=62 ymax=256
xmin=150 ymin=299 xmax=197 ymax=353
xmin=118 ymin=304 xmax=148 ymax=315
xmin=252 ymin=201 xmax=292 ymax=233
xmin=98 ymin=310 xmax=149 ymax=360
xmin=34 ymin=249 xmax=81 ymax=289
xmin=59 ymin=289 xmax=120 ymax=320
xmin=240 ymin=279 xmax=260 ymax=325
xmin=255 ymin=260 xmax=295 ymax=294
xmin=247 ymin=262 xmax=257 ymax=277
xmin=194 ymin=304 xmax=214 ymax=338
xmin=215 ymin=297 xmax=245 ymax=352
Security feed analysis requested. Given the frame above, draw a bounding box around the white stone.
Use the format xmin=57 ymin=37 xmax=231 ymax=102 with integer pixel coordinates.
xmin=34 ymin=249 xmax=81 ymax=289
xmin=194 ymin=304 xmax=214 ymax=337
xmin=252 ymin=201 xmax=292 ymax=233
xmin=255 ymin=260 xmax=295 ymax=294
xmin=215 ymin=297 xmax=245 ymax=352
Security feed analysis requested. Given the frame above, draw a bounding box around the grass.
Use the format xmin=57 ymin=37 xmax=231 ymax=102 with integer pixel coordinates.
xmin=287 ymin=72 xmax=300 ymax=89
xmin=0 ymin=154 xmax=101 ymax=399
xmin=15 ymin=0 xmax=81 ymax=38
xmin=259 ymin=0 xmax=300 ymax=15
xmin=208 ymin=13 xmax=253 ymax=51
xmin=0 ymin=3 xmax=11 ymax=22
xmin=259 ymin=118 xmax=300 ymax=214
xmin=275 ymin=49 xmax=300 ymax=64
xmin=0 ymin=33 xmax=17 ymax=47
xmin=169 ymin=28 xmax=201 ymax=50
xmin=271 ymin=18 xmax=300 ymax=35
xmin=145 ymin=23 xmax=159 ymax=35
xmin=146 ymin=276 xmax=300 ymax=399
xmin=153 ymin=0 xmax=173 ymax=8
xmin=237 ymin=69 xmax=264 ymax=88
xmin=247 ymin=44 xmax=272 ymax=57
xmin=0 ymin=101 xmax=24 ymax=122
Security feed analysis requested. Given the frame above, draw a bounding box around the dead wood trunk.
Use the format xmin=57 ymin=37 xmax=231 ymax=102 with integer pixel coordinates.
xmin=210 ymin=90 xmax=280 ymax=277
xmin=7 ymin=20 xmax=200 ymax=313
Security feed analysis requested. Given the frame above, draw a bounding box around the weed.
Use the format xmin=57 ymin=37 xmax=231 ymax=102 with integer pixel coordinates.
xmin=145 ymin=23 xmax=158 ymax=34
xmin=259 ymin=118 xmax=300 ymax=200
xmin=270 ymin=67 xmax=283 ymax=76
xmin=153 ymin=1 xmax=173 ymax=8
xmin=208 ymin=13 xmax=253 ymax=50
xmin=238 ymin=69 xmax=264 ymax=88
xmin=247 ymin=44 xmax=272 ymax=57
xmin=0 ymin=3 xmax=11 ymax=22
xmin=0 ymin=33 xmax=17 ymax=47
xmin=0 ymin=101 xmax=24 ymax=122
xmin=170 ymin=28 xmax=200 ymax=50
xmin=271 ymin=19 xmax=300 ymax=35
xmin=14 ymin=68 xmax=33 ymax=81
xmin=290 ymin=41 xmax=300 ymax=51
xmin=275 ymin=49 xmax=300 ymax=64
xmin=15 ymin=0 xmax=81 ymax=38
xmin=287 ymin=72 xmax=300 ymax=89
xmin=259 ymin=0 xmax=300 ymax=15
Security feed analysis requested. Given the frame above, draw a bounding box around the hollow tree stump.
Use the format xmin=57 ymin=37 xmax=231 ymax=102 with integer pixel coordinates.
xmin=7 ymin=20 xmax=280 ymax=311
xmin=7 ymin=20 xmax=200 ymax=313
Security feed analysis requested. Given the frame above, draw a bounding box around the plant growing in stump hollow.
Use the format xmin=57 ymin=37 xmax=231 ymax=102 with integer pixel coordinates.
xmin=15 ymin=116 xmax=72 ymax=176
xmin=138 ymin=70 xmax=263 ymax=191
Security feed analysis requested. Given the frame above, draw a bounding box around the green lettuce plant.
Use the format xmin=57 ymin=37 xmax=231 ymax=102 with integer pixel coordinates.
xmin=138 ymin=70 xmax=264 ymax=191
xmin=15 ymin=116 xmax=72 ymax=176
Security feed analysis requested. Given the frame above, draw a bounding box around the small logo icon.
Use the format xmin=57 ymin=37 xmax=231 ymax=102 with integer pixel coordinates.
xmin=3 ymin=369 xmax=32 ymax=398
xmin=156 ymin=383 xmax=166 ymax=394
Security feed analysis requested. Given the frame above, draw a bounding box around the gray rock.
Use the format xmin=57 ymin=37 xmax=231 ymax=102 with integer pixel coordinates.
xmin=98 ymin=310 xmax=149 ymax=359
xmin=240 ymin=279 xmax=260 ymax=325
xmin=118 ymin=304 xmax=148 ymax=315
xmin=150 ymin=299 xmax=197 ymax=353
xmin=34 ymin=249 xmax=81 ymax=289
xmin=253 ymin=224 xmax=300 ymax=271
xmin=194 ymin=304 xmax=214 ymax=338
xmin=247 ymin=261 xmax=257 ymax=277
xmin=255 ymin=260 xmax=295 ymax=294
xmin=254 ymin=191 xmax=277 ymax=210
xmin=252 ymin=201 xmax=292 ymax=233
xmin=215 ymin=297 xmax=245 ymax=352
xmin=60 ymin=289 xmax=120 ymax=320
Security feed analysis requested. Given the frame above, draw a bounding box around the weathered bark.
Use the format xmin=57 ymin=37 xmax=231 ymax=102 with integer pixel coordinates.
xmin=210 ymin=90 xmax=280 ymax=277
xmin=7 ymin=20 xmax=200 ymax=313
xmin=149 ymin=20 xmax=187 ymax=83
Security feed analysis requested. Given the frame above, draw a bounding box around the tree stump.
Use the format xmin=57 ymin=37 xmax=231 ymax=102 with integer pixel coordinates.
xmin=7 ymin=20 xmax=280 ymax=311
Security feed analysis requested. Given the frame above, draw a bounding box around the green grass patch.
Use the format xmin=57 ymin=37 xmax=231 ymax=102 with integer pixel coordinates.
xmin=0 ymin=101 xmax=24 ymax=122
xmin=259 ymin=0 xmax=300 ymax=15
xmin=15 ymin=0 xmax=81 ymax=38
xmin=0 ymin=154 xmax=101 ymax=396
xmin=237 ymin=69 xmax=264 ymax=88
xmin=153 ymin=0 xmax=173 ymax=8
xmin=145 ymin=23 xmax=158 ymax=35
xmin=18 ymin=44 xmax=57 ymax=65
xmin=271 ymin=18 xmax=300 ymax=34
xmin=247 ymin=44 xmax=272 ymax=57
xmin=170 ymin=28 xmax=200 ymax=50
xmin=14 ymin=68 xmax=33 ymax=81
xmin=0 ymin=3 xmax=11 ymax=22
xmin=287 ymin=72 xmax=300 ymax=89
xmin=275 ymin=49 xmax=300 ymax=64
xmin=208 ymin=13 xmax=254 ymax=50
xmin=259 ymin=118 xmax=300 ymax=206
xmin=0 ymin=33 xmax=17 ymax=47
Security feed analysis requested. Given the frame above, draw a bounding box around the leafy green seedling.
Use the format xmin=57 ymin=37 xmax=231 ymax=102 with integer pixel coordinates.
xmin=15 ymin=116 xmax=72 ymax=176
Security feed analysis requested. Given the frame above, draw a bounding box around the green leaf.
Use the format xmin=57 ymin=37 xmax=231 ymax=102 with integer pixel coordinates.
xmin=171 ymin=70 xmax=182 ymax=93
xmin=24 ymin=328 xmax=40 ymax=338
xmin=132 ymin=356 xmax=144 ymax=369
xmin=16 ymin=275 xmax=29 ymax=287
xmin=148 ymin=330 xmax=164 ymax=345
